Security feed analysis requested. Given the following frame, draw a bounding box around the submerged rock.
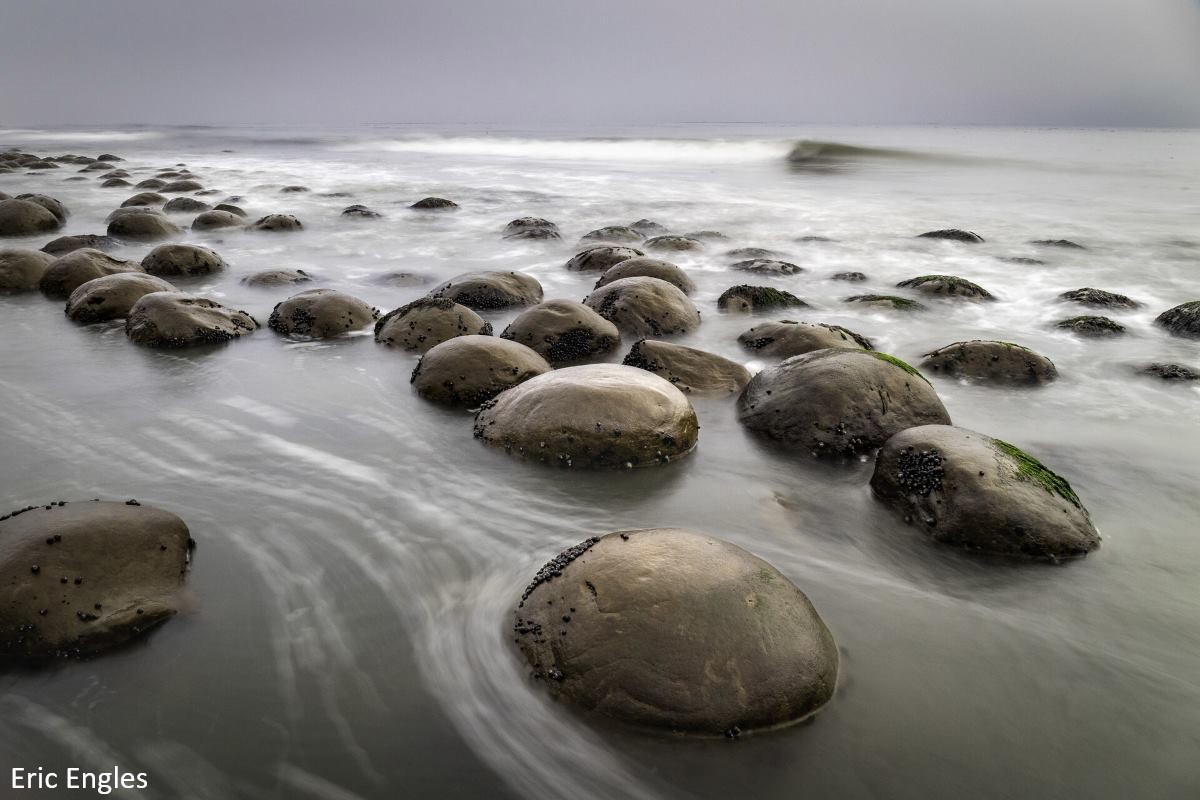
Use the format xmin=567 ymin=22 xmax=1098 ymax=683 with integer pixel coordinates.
xmin=643 ymin=234 xmax=704 ymax=252
xmin=731 ymin=258 xmax=803 ymax=275
xmin=870 ymin=425 xmax=1100 ymax=560
xmin=162 ymin=196 xmax=210 ymax=213
xmin=142 ymin=244 xmax=227 ymax=277
xmin=844 ymin=294 xmax=927 ymax=312
xmin=15 ymin=194 xmax=69 ymax=223
xmin=213 ymin=203 xmax=247 ymax=218
xmin=737 ymin=320 xmax=872 ymax=357
xmin=134 ymin=178 xmax=167 ymax=190
xmin=0 ymin=249 xmax=56 ymax=291
xmin=120 ymin=192 xmax=167 ymax=208
xmin=500 ymin=299 xmax=621 ymax=365
xmin=0 ymin=199 xmax=63 ymax=236
xmin=623 ymin=339 xmax=750 ymax=394
xmin=342 ymin=204 xmax=382 ymax=219
xmin=374 ymin=297 xmax=492 ymax=353
xmin=125 ymin=292 xmax=258 ymax=348
xmin=920 ymin=340 xmax=1058 ymax=385
xmin=429 ymin=270 xmax=543 ymax=310
xmin=1030 ymin=239 xmax=1085 ymax=249
xmin=1058 ymin=288 xmax=1140 ymax=309
xmin=0 ymin=500 xmax=192 ymax=662
xmin=580 ymin=226 xmax=644 ymax=245
xmin=1055 ymin=315 xmax=1126 ymax=337
xmin=830 ymin=271 xmax=867 ymax=282
xmin=717 ymin=285 xmax=808 ymax=313
xmin=192 ymin=210 xmax=245 ymax=231
xmin=241 ymin=269 xmax=314 ymax=287
xmin=474 ymin=364 xmax=698 ymax=468
xmin=411 ymin=335 xmax=551 ymax=406
xmin=101 ymin=178 xmax=132 ymax=188
xmin=1139 ymin=362 xmax=1198 ymax=381
xmin=566 ymin=245 xmax=643 ymax=273
xmin=39 ymin=249 xmax=144 ymax=299
xmin=504 ymin=217 xmax=559 ymax=237
xmin=726 ymin=247 xmax=784 ymax=260
xmin=1154 ymin=301 xmax=1200 ymax=338
xmin=66 ymin=273 xmax=178 ymax=323
xmin=249 ymin=214 xmax=303 ymax=232
xmin=107 ymin=210 xmax=181 ymax=242
xmin=593 ymin=256 xmax=696 ymax=295
xmin=504 ymin=226 xmax=560 ymax=241
xmin=896 ymin=275 xmax=995 ymax=301
xmin=410 ymin=197 xmax=458 ymax=210
xmin=268 ymin=289 xmax=379 ymax=338
xmin=513 ymin=528 xmax=838 ymax=734
xmin=41 ymin=234 xmax=119 ymax=256
xmin=629 ymin=219 xmax=667 ymax=235
xmin=738 ymin=349 xmax=951 ymax=458
xmin=917 ymin=229 xmax=984 ymax=243
xmin=584 ymin=276 xmax=701 ymax=337
xmin=160 ymin=179 xmax=203 ymax=193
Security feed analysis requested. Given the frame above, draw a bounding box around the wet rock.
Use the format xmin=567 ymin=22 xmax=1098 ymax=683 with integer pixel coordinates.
xmin=1030 ymin=239 xmax=1085 ymax=249
xmin=566 ymin=244 xmax=644 ymax=273
xmin=500 ymin=300 xmax=621 ymax=365
xmin=410 ymin=197 xmax=458 ymax=210
xmin=268 ymin=289 xmax=379 ymax=338
xmin=107 ymin=209 xmax=181 ymax=242
xmin=504 ymin=226 xmax=560 ymax=241
xmin=920 ymin=340 xmax=1058 ymax=386
xmin=120 ymin=192 xmax=166 ymax=208
xmin=831 ymin=271 xmax=867 ymax=282
xmin=374 ymin=297 xmax=492 ymax=353
xmin=917 ymin=229 xmax=984 ymax=243
xmin=732 ymin=259 xmax=803 ymax=276
xmin=372 ymin=271 xmax=432 ymax=287
xmin=0 ymin=199 xmax=63 ymax=236
xmin=796 ymin=235 xmax=837 ymax=243
xmin=717 ymin=285 xmax=808 ymax=313
xmin=213 ymin=203 xmax=247 ymax=218
xmin=0 ymin=249 xmax=56 ymax=291
xmin=99 ymin=170 xmax=130 ymax=179
xmin=844 ymin=294 xmax=927 ymax=311
xmin=249 ymin=214 xmax=303 ymax=232
xmin=473 ymin=364 xmax=699 ymax=468
xmin=191 ymin=210 xmax=245 ymax=231
xmin=1058 ymin=288 xmax=1141 ymax=309
xmin=160 ymin=180 xmax=203 ymax=193
xmin=79 ymin=162 xmax=112 ymax=172
xmin=623 ymin=340 xmax=750 ymax=394
xmin=1055 ymin=315 xmax=1126 ymax=337
xmin=1154 ymin=301 xmax=1200 ymax=338
xmin=134 ymin=178 xmax=167 ymax=190
xmin=503 ymin=217 xmax=559 ymax=237
xmin=280 ymin=185 xmax=309 ymax=193
xmin=629 ymin=219 xmax=668 ymax=236
xmin=241 ymin=269 xmax=314 ymax=287
xmin=593 ymin=256 xmax=696 ymax=295
xmin=39 ymin=249 xmax=144 ymax=299
xmin=738 ymin=349 xmax=951 ymax=458
xmin=412 ymin=335 xmax=551 ymax=406
xmin=513 ymin=528 xmax=838 ymax=733
xmin=580 ymin=226 xmax=645 ymax=245
xmin=342 ymin=204 xmax=382 ymax=219
xmin=683 ymin=230 xmax=728 ymax=241
xmin=1139 ymin=362 xmax=1198 ymax=381
xmin=15 ymin=194 xmax=69 ymax=223
xmin=0 ymin=500 xmax=192 ymax=662
xmin=163 ymin=197 xmax=210 ymax=213
xmin=66 ymin=273 xmax=178 ymax=323
xmin=737 ymin=320 xmax=872 ymax=358
xmin=726 ymin=247 xmax=783 ymax=260
xmin=125 ymin=292 xmax=258 ymax=348
xmin=96 ymin=154 xmax=122 ymax=161
xmin=998 ymin=257 xmax=1046 ymax=266
xmin=584 ymin=276 xmax=701 ymax=337
xmin=41 ymin=234 xmax=119 ymax=256
xmin=643 ymin=234 xmax=704 ymax=252
xmin=429 ymin=270 xmax=543 ymax=310
xmin=895 ymin=275 xmax=994 ymax=300
xmin=870 ymin=425 xmax=1100 ymax=560
xmin=141 ymin=244 xmax=227 ymax=277
xmin=101 ymin=178 xmax=132 ymax=188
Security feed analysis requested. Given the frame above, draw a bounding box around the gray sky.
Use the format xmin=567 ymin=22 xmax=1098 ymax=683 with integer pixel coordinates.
xmin=2 ymin=0 xmax=1198 ymax=127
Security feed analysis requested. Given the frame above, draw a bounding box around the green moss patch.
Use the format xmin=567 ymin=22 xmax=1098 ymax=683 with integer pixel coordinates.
xmin=869 ymin=351 xmax=930 ymax=383
xmin=991 ymin=438 xmax=1081 ymax=508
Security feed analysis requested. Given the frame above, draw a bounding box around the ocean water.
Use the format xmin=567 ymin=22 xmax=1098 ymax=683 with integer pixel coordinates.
xmin=1 ymin=124 xmax=1198 ymax=799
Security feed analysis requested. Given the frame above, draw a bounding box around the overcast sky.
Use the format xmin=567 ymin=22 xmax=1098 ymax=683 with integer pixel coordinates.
xmin=2 ymin=0 xmax=1198 ymax=128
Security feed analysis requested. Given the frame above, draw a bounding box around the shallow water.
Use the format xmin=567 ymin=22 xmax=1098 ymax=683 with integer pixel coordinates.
xmin=1 ymin=124 xmax=1199 ymax=799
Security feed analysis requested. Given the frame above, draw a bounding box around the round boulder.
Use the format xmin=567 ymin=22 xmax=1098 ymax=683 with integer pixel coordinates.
xmin=895 ymin=275 xmax=994 ymax=301
xmin=917 ymin=229 xmax=984 ymax=243
xmin=1139 ymin=362 xmax=1198 ymax=382
xmin=410 ymin=197 xmax=458 ymax=210
xmin=623 ymin=340 xmax=750 ymax=394
xmin=844 ymin=294 xmax=927 ymax=312
xmin=513 ymin=528 xmax=838 ymax=734
xmin=15 ymin=194 xmax=68 ymax=223
xmin=737 ymin=320 xmax=872 ymax=357
xmin=268 ymin=289 xmax=379 ymax=338
xmin=249 ymin=214 xmax=303 ymax=232
xmin=870 ymin=425 xmax=1100 ymax=560
xmin=920 ymin=341 xmax=1058 ymax=385
xmin=429 ymin=270 xmax=543 ymax=310
xmin=342 ymin=204 xmax=382 ymax=219
xmin=1154 ymin=301 xmax=1200 ymax=338
xmin=141 ymin=244 xmax=227 ymax=277
xmin=504 ymin=217 xmax=559 ymax=237
xmin=629 ymin=219 xmax=668 ymax=235
xmin=580 ymin=226 xmax=644 ymax=245
xmin=120 ymin=192 xmax=166 ymax=208
xmin=41 ymin=234 xmax=119 ymax=256
xmin=39 ymin=249 xmax=144 ymax=299
xmin=66 ymin=273 xmax=178 ymax=323
xmin=566 ymin=245 xmax=643 ymax=273
xmin=0 ymin=249 xmax=56 ymax=291
xmin=473 ymin=364 xmax=699 ymax=468
xmin=163 ymin=197 xmax=210 ymax=213
xmin=584 ymin=276 xmax=701 ymax=337
xmin=0 ymin=199 xmax=63 ymax=236
xmin=831 ymin=272 xmax=867 ymax=282
xmin=732 ymin=259 xmax=803 ymax=275
xmin=594 ymin=256 xmax=696 ymax=294
xmin=241 ymin=269 xmax=314 ymax=287
xmin=374 ymin=297 xmax=492 ymax=353
xmin=134 ymin=178 xmax=166 ymax=190
xmin=1054 ymin=315 xmax=1125 ymax=337
xmin=107 ymin=210 xmax=181 ymax=242
xmin=1058 ymin=288 xmax=1140 ymax=309
xmin=160 ymin=180 xmax=203 ymax=193
xmin=500 ymin=299 xmax=621 ymax=365
xmin=125 ymin=292 xmax=258 ymax=348
xmin=0 ymin=500 xmax=192 ymax=662
xmin=192 ymin=210 xmax=245 ymax=231
xmin=718 ymin=285 xmax=808 ymax=313
xmin=643 ymin=235 xmax=704 ymax=252
xmin=412 ymin=335 xmax=551 ymax=406
xmin=738 ymin=349 xmax=951 ymax=458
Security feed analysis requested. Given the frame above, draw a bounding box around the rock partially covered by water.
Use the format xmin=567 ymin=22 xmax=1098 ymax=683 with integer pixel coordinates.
xmin=342 ymin=204 xmax=382 ymax=219
xmin=101 ymin=178 xmax=132 ymax=188
xmin=732 ymin=259 xmax=803 ymax=275
xmin=249 ymin=214 xmax=303 ymax=232
xmin=737 ymin=320 xmax=872 ymax=357
xmin=474 ymin=364 xmax=698 ymax=468
xmin=920 ymin=340 xmax=1058 ymax=386
xmin=896 ymin=275 xmax=995 ymax=301
xmin=584 ymin=276 xmax=701 ymax=337
xmin=718 ymin=285 xmax=808 ymax=313
xmin=268 ymin=289 xmax=379 ymax=338
xmin=629 ymin=219 xmax=667 ymax=236
xmin=241 ymin=268 xmax=314 ymax=287
xmin=844 ymin=294 xmax=927 ymax=312
xmin=1055 ymin=315 xmax=1126 ymax=337
xmin=120 ymin=192 xmax=166 ymax=208
xmin=1058 ymin=288 xmax=1141 ymax=309
xmin=39 ymin=249 xmax=144 ymax=299
xmin=500 ymin=299 xmax=621 ymax=365
xmin=738 ymin=349 xmax=951 ymax=458
xmin=1139 ymin=362 xmax=1198 ymax=381
xmin=1031 ymin=239 xmax=1085 ymax=249
xmin=504 ymin=217 xmax=559 ymax=237
xmin=15 ymin=194 xmax=69 ymax=223
xmin=917 ymin=229 xmax=984 ymax=243
xmin=374 ymin=297 xmax=492 ymax=353
xmin=163 ymin=196 xmax=209 ymax=213
xmin=1154 ymin=301 xmax=1200 ymax=338
xmin=107 ymin=209 xmax=181 ymax=242
xmin=831 ymin=271 xmax=867 ymax=282
xmin=870 ymin=425 xmax=1100 ymax=560
xmin=126 ymin=292 xmax=258 ymax=348
xmin=580 ymin=225 xmax=644 ymax=245
xmin=513 ymin=528 xmax=838 ymax=734
xmin=192 ymin=210 xmax=245 ymax=231
xmin=429 ymin=270 xmax=543 ymax=310
xmin=0 ymin=249 xmax=56 ymax=291
xmin=412 ymin=335 xmax=551 ymax=406
xmin=410 ymin=197 xmax=458 ymax=210
xmin=623 ymin=340 xmax=750 ymax=395
xmin=142 ymin=244 xmax=227 ymax=277
xmin=0 ymin=199 xmax=63 ymax=236
xmin=643 ymin=234 xmax=704 ymax=252
xmin=566 ymin=245 xmax=643 ymax=273
xmin=134 ymin=178 xmax=166 ymax=190
xmin=41 ymin=234 xmax=119 ymax=256
xmin=66 ymin=273 xmax=178 ymax=323
xmin=160 ymin=179 xmax=203 ymax=193
xmin=594 ymin=256 xmax=696 ymax=295
xmin=0 ymin=500 xmax=193 ymax=662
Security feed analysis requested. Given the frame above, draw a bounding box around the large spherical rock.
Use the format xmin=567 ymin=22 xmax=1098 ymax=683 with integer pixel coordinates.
xmin=374 ymin=297 xmax=492 ymax=353
xmin=474 ymin=364 xmax=698 ymax=468
xmin=0 ymin=248 xmax=56 ymax=291
xmin=500 ymin=299 xmax=621 ymax=365
xmin=268 ymin=289 xmax=379 ymax=338
xmin=410 ymin=197 xmax=458 ymax=210
xmin=504 ymin=217 xmax=559 ymax=237
xmin=870 ymin=425 xmax=1100 ymax=560
xmin=579 ymin=225 xmax=645 ymax=245
xmin=738 ymin=349 xmax=951 ymax=458
xmin=191 ymin=210 xmax=245 ymax=231
xmin=643 ymin=235 xmax=704 ymax=252
xmin=1155 ymin=301 xmax=1200 ymax=338
xmin=134 ymin=178 xmax=166 ymax=190
xmin=896 ymin=275 xmax=995 ymax=301
xmin=249 ymin=214 xmax=303 ymax=232
xmin=584 ymin=276 xmax=701 ymax=337
xmin=160 ymin=179 xmax=203 ymax=193
xmin=241 ymin=268 xmax=314 ymax=287
xmin=119 ymin=192 xmax=166 ymax=208
xmin=412 ymin=335 xmax=551 ymax=406
xmin=107 ymin=209 xmax=181 ymax=242
xmin=39 ymin=249 xmax=144 ymax=299
xmin=141 ymin=244 xmax=227 ymax=277
xmin=41 ymin=234 xmax=119 ymax=256
xmin=513 ymin=528 xmax=838 ymax=734
xmin=162 ymin=196 xmax=209 ymax=213
xmin=737 ymin=320 xmax=872 ymax=357
xmin=920 ymin=340 xmax=1058 ymax=385
xmin=125 ymin=292 xmax=258 ymax=348
xmin=732 ymin=259 xmax=803 ymax=276
xmin=0 ymin=199 xmax=63 ymax=236
xmin=15 ymin=193 xmax=68 ymax=223
xmin=0 ymin=500 xmax=192 ymax=662
xmin=429 ymin=270 xmax=543 ymax=310
xmin=66 ymin=273 xmax=178 ymax=323
xmin=566 ymin=245 xmax=643 ymax=273
xmin=718 ymin=285 xmax=809 ymax=313
xmin=593 ymin=256 xmax=696 ymax=294
xmin=101 ymin=178 xmax=132 ymax=188
xmin=623 ymin=340 xmax=750 ymax=395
